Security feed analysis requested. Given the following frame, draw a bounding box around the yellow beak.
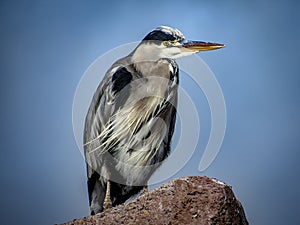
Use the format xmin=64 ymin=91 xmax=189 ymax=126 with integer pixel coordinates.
xmin=182 ymin=41 xmax=225 ymax=52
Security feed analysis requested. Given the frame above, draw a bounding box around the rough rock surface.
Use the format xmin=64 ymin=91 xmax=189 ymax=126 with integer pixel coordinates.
xmin=61 ymin=176 xmax=248 ymax=225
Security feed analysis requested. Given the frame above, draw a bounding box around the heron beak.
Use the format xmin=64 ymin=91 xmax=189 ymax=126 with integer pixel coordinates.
xmin=182 ymin=41 xmax=225 ymax=52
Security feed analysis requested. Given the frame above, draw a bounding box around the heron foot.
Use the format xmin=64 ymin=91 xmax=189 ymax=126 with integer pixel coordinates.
xmin=103 ymin=198 xmax=112 ymax=210
xmin=140 ymin=185 xmax=148 ymax=196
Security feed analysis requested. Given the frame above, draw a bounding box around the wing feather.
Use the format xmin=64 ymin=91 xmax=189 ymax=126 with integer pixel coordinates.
xmin=84 ymin=63 xmax=133 ymax=177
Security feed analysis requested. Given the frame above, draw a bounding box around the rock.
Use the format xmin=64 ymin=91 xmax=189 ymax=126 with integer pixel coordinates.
xmin=61 ymin=176 xmax=248 ymax=225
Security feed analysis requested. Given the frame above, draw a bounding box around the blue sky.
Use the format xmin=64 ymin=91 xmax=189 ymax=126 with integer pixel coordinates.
xmin=0 ymin=0 xmax=299 ymax=224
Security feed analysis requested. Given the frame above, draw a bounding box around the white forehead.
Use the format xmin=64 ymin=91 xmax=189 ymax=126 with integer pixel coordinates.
xmin=156 ymin=26 xmax=185 ymax=40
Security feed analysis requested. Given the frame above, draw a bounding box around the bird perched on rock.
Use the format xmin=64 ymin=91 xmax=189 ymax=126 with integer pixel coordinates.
xmin=83 ymin=26 xmax=224 ymax=214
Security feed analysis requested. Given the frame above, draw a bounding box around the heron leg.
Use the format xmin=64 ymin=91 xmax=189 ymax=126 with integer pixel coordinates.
xmin=103 ymin=180 xmax=112 ymax=210
xmin=140 ymin=185 xmax=148 ymax=195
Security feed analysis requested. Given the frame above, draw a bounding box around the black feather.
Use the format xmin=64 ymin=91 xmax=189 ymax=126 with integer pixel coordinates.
xmin=112 ymin=67 xmax=133 ymax=93
xmin=143 ymin=30 xmax=177 ymax=41
xmin=87 ymin=172 xmax=100 ymax=206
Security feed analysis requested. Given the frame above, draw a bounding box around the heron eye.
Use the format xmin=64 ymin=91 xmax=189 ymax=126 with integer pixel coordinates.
xmin=163 ymin=41 xmax=170 ymax=46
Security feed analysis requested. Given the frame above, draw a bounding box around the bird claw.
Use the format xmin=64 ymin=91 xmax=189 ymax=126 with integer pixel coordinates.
xmin=140 ymin=185 xmax=148 ymax=195
xmin=103 ymin=197 xmax=112 ymax=210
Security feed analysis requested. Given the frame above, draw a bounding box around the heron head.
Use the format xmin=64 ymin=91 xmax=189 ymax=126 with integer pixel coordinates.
xmin=132 ymin=26 xmax=224 ymax=61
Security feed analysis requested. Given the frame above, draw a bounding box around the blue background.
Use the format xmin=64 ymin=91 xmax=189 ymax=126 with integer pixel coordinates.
xmin=0 ymin=0 xmax=299 ymax=224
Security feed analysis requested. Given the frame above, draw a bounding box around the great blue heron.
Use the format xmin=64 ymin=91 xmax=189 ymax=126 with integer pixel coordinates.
xmin=84 ymin=26 xmax=224 ymax=214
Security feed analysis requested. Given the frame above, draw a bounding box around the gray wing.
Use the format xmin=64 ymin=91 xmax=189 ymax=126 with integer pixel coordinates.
xmin=84 ymin=61 xmax=134 ymax=175
xmin=83 ymin=59 xmax=134 ymax=212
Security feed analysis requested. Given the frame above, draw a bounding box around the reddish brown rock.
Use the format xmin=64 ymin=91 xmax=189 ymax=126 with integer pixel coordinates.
xmin=61 ymin=176 xmax=248 ymax=225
